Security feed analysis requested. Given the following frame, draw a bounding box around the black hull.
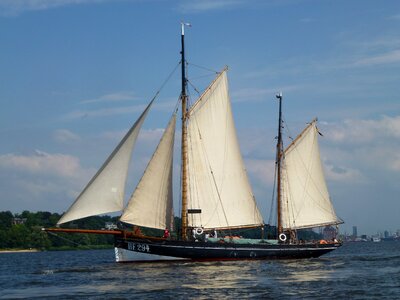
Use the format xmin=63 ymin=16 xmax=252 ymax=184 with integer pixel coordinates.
xmin=114 ymin=236 xmax=341 ymax=261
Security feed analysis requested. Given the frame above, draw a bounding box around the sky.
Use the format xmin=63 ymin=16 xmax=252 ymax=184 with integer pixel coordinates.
xmin=0 ymin=0 xmax=399 ymax=236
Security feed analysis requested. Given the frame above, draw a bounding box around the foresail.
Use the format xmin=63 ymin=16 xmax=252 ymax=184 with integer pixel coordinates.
xmin=57 ymin=101 xmax=153 ymax=225
xmin=186 ymin=71 xmax=263 ymax=230
xmin=281 ymin=121 xmax=341 ymax=230
xmin=120 ymin=114 xmax=176 ymax=230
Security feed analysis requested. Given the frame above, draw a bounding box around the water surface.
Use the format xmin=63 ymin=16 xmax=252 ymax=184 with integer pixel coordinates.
xmin=1 ymin=242 xmax=399 ymax=299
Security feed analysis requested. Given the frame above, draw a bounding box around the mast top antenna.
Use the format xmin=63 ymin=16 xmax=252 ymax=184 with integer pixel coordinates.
xmin=181 ymin=22 xmax=192 ymax=35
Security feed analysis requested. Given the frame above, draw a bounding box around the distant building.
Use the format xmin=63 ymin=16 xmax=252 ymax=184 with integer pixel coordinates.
xmin=352 ymin=226 xmax=358 ymax=238
xmin=323 ymin=226 xmax=336 ymax=240
xmin=12 ymin=218 xmax=27 ymax=225
xmin=104 ymin=222 xmax=118 ymax=230
xmin=384 ymin=230 xmax=389 ymax=238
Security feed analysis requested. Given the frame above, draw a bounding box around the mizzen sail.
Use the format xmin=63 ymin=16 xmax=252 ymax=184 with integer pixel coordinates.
xmin=120 ymin=114 xmax=176 ymax=230
xmin=186 ymin=70 xmax=263 ymax=230
xmin=281 ymin=121 xmax=341 ymax=230
xmin=57 ymin=101 xmax=153 ymax=225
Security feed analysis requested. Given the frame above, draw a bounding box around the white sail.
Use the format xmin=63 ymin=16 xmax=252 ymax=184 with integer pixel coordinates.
xmin=57 ymin=101 xmax=153 ymax=225
xmin=281 ymin=121 xmax=341 ymax=230
xmin=120 ymin=115 xmax=176 ymax=230
xmin=186 ymin=71 xmax=263 ymax=230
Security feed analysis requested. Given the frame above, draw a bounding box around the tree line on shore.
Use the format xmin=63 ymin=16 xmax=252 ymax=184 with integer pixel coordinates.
xmin=0 ymin=211 xmax=117 ymax=250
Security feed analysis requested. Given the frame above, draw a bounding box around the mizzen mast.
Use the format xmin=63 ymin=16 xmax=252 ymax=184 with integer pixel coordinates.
xmin=180 ymin=22 xmax=190 ymax=240
xmin=275 ymin=92 xmax=283 ymax=237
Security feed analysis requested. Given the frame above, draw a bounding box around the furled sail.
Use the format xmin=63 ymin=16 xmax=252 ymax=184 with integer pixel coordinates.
xmin=57 ymin=101 xmax=153 ymax=225
xmin=281 ymin=120 xmax=342 ymax=230
xmin=186 ymin=70 xmax=263 ymax=230
xmin=120 ymin=114 xmax=176 ymax=230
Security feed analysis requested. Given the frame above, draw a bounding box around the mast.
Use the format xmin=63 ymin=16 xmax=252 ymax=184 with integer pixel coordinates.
xmin=275 ymin=92 xmax=283 ymax=236
xmin=180 ymin=22 xmax=190 ymax=240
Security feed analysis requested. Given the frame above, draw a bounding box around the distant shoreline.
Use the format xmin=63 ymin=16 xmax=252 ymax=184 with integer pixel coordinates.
xmin=0 ymin=249 xmax=40 ymax=253
xmin=0 ymin=245 xmax=114 ymax=253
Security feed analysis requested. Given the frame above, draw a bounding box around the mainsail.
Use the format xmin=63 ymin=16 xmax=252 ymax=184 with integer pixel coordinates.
xmin=57 ymin=101 xmax=153 ymax=225
xmin=281 ymin=120 xmax=341 ymax=230
xmin=186 ymin=70 xmax=263 ymax=230
xmin=120 ymin=114 xmax=176 ymax=230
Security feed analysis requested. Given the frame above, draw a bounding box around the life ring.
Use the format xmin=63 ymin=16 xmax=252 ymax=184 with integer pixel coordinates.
xmin=230 ymin=251 xmax=238 ymax=258
xmin=279 ymin=233 xmax=287 ymax=242
xmin=195 ymin=227 xmax=204 ymax=235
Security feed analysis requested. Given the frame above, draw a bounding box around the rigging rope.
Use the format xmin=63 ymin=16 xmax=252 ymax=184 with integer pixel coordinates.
xmin=188 ymin=73 xmax=218 ymax=81
xmin=187 ymin=62 xmax=219 ymax=74
xmin=46 ymin=231 xmax=96 ymax=249
xmin=149 ymin=61 xmax=181 ymax=104
xmin=187 ymin=79 xmax=201 ymax=96
xmin=185 ymin=61 xmax=220 ymax=100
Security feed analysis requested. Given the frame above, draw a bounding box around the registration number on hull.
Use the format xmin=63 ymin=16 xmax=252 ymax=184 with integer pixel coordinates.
xmin=127 ymin=242 xmax=150 ymax=253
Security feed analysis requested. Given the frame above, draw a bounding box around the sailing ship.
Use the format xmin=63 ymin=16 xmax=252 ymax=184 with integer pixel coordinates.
xmin=45 ymin=24 xmax=343 ymax=262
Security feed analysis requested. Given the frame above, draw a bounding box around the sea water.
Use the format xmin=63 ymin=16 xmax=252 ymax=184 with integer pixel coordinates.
xmin=0 ymin=242 xmax=399 ymax=299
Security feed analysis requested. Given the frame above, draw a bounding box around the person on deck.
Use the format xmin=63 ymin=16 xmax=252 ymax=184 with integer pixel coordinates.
xmin=163 ymin=228 xmax=170 ymax=239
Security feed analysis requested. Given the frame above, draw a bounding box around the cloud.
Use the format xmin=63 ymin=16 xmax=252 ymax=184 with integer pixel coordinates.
xmin=231 ymin=85 xmax=303 ymax=102
xmin=391 ymin=152 xmax=400 ymax=171
xmin=0 ymin=150 xmax=96 ymax=211
xmin=139 ymin=128 xmax=165 ymax=143
xmin=80 ymin=91 xmax=137 ymax=104
xmin=324 ymin=163 xmax=364 ymax=182
xmin=64 ymin=96 xmax=178 ymax=120
xmin=153 ymin=99 xmax=178 ymax=112
xmin=231 ymin=88 xmax=275 ymax=103
xmin=299 ymin=18 xmax=314 ymax=23
xmin=335 ymin=35 xmax=400 ymax=67
xmin=63 ymin=104 xmax=147 ymax=119
xmin=0 ymin=0 xmax=110 ymax=16
xmin=53 ymin=129 xmax=81 ymax=143
xmin=318 ymin=115 xmax=400 ymax=188
xmin=245 ymin=158 xmax=275 ymax=186
xmin=324 ymin=115 xmax=400 ymax=144
xmin=177 ymin=0 xmax=244 ymax=13
xmin=243 ymin=34 xmax=400 ymax=84
xmin=387 ymin=14 xmax=400 ymax=20
xmin=352 ymin=49 xmax=400 ymax=67
xmin=101 ymin=127 xmax=164 ymax=145
xmin=349 ymin=37 xmax=400 ymax=52
xmin=0 ymin=150 xmax=89 ymax=178
xmin=64 ymin=90 xmax=178 ymax=120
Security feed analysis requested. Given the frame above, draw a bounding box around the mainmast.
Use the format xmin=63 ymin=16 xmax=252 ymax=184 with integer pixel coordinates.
xmin=275 ymin=92 xmax=283 ymax=237
xmin=180 ymin=22 xmax=190 ymax=240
